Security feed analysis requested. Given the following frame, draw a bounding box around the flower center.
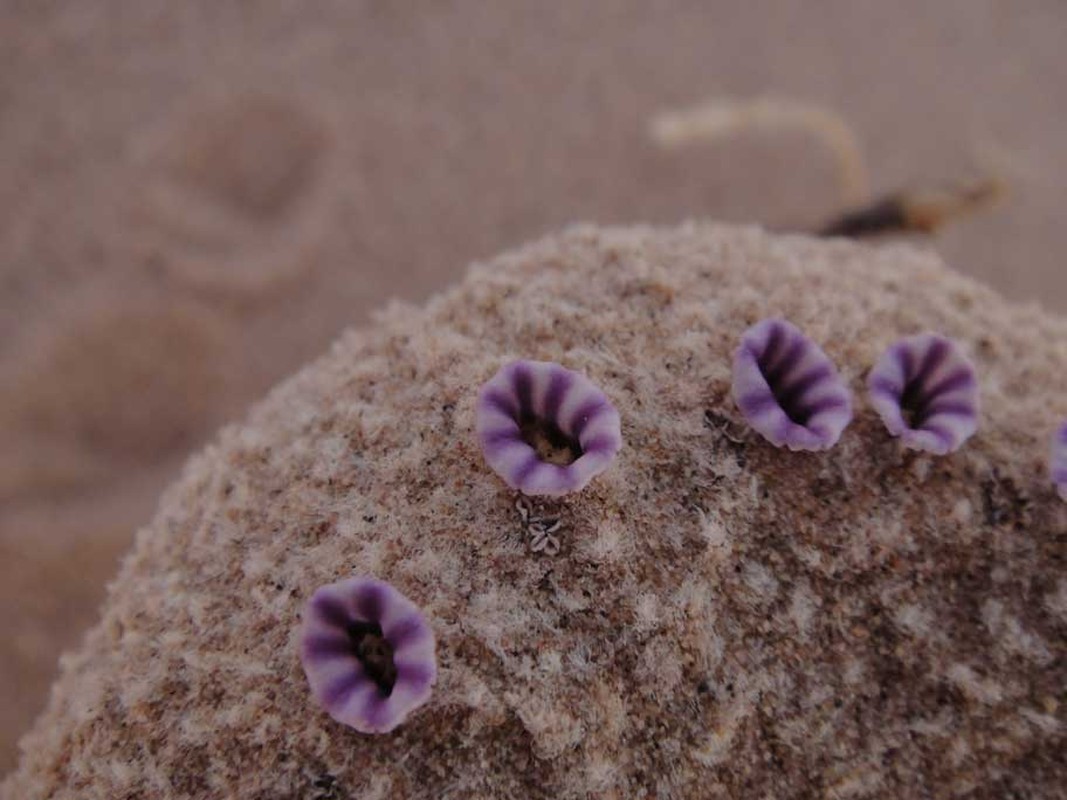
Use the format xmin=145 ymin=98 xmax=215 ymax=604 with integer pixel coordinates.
xmin=347 ymin=620 xmax=397 ymax=696
xmin=899 ymin=379 xmax=933 ymax=428
xmin=519 ymin=414 xmax=583 ymax=466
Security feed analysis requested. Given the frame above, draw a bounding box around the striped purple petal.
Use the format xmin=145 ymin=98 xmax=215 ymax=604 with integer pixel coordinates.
xmin=731 ymin=318 xmax=853 ymax=450
xmin=1052 ymin=422 xmax=1067 ymax=501
xmin=300 ymin=576 xmax=436 ymax=734
xmin=476 ymin=360 xmax=622 ymax=496
xmin=867 ymin=333 xmax=978 ymax=455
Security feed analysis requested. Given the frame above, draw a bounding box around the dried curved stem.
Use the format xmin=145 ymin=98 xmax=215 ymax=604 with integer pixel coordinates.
xmin=650 ymin=96 xmax=870 ymax=205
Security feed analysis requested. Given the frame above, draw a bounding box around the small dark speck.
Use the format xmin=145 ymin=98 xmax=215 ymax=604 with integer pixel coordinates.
xmin=981 ymin=470 xmax=1030 ymax=528
xmin=697 ymin=681 xmax=710 ymax=695
xmin=538 ymin=571 xmax=555 ymax=592
xmin=311 ymin=774 xmax=343 ymax=800
xmin=363 ymin=514 xmax=377 ymax=523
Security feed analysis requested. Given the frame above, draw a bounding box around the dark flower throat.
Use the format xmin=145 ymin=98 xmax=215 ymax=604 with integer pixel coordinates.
xmin=347 ymin=620 xmax=397 ymax=696
xmin=520 ymin=415 xmax=583 ymax=466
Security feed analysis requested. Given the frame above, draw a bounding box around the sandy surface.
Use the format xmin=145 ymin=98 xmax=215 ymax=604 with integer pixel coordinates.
xmin=2 ymin=0 xmax=1066 ymax=774
xmin=4 ymin=223 xmax=1064 ymax=797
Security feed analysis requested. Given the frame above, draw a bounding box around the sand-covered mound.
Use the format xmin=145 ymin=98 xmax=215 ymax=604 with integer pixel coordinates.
xmin=6 ymin=1 xmax=1067 ymax=770
xmin=4 ymin=224 xmax=1065 ymax=798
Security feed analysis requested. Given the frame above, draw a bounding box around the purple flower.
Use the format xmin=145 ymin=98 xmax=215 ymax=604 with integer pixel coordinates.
xmin=300 ymin=577 xmax=436 ymax=734
xmin=731 ymin=318 xmax=853 ymax=450
xmin=476 ymin=360 xmax=622 ymax=496
xmin=867 ymin=333 xmax=979 ymax=455
xmin=1052 ymin=422 xmax=1067 ymax=501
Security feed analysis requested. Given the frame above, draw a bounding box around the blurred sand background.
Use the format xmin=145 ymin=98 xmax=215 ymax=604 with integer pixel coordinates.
xmin=0 ymin=0 xmax=1064 ymax=773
